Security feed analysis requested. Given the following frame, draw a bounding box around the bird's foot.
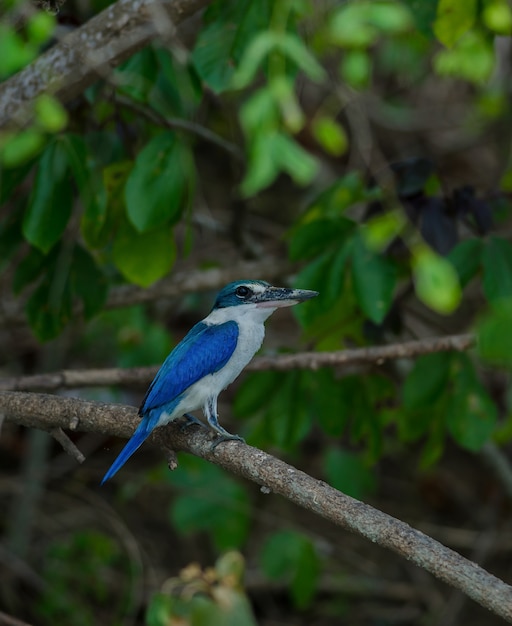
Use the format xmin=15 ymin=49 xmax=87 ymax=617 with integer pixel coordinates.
xmin=210 ymin=432 xmax=245 ymax=451
xmin=180 ymin=414 xmax=207 ymax=432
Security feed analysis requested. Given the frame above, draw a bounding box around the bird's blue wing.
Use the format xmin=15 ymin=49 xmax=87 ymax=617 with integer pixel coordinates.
xmin=101 ymin=320 xmax=239 ymax=484
xmin=140 ymin=320 xmax=239 ymax=414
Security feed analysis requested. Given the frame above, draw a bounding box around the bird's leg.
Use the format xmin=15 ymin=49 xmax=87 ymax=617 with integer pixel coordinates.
xmin=179 ymin=413 xmax=207 ymax=432
xmin=205 ymin=397 xmax=244 ymax=449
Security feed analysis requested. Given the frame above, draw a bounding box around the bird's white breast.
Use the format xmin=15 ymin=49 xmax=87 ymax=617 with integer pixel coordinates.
xmin=159 ymin=303 xmax=275 ymax=425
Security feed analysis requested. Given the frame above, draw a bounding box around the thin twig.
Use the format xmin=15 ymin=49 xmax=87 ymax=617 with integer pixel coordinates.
xmin=0 ymin=334 xmax=475 ymax=392
xmin=481 ymin=441 xmax=512 ymax=500
xmin=115 ymin=93 xmax=244 ymax=161
xmin=0 ymin=611 xmax=34 ymax=626
xmin=50 ymin=427 xmax=86 ymax=463
xmin=1 ymin=390 xmax=511 ymax=622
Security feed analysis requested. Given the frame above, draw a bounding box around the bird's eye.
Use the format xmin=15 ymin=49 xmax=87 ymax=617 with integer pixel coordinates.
xmin=235 ymin=285 xmax=251 ymax=298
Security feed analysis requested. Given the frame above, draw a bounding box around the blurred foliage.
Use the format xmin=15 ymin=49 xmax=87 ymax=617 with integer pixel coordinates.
xmin=163 ymin=456 xmax=252 ymax=551
xmin=146 ymin=552 xmax=257 ymax=626
xmin=36 ymin=530 xmax=133 ymax=625
xmin=3 ymin=0 xmax=512 ymax=623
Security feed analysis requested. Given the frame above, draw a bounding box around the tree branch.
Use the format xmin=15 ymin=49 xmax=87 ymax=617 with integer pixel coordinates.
xmin=0 ymin=259 xmax=294 ymax=328
xmin=0 ymin=334 xmax=475 ymax=392
xmin=0 ymin=0 xmax=213 ymax=128
xmin=1 ymin=390 xmax=511 ymax=622
xmin=252 ymin=333 xmax=475 ymax=371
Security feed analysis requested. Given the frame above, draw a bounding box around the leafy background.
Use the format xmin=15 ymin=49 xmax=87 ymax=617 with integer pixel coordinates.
xmin=2 ymin=0 xmax=512 ymax=624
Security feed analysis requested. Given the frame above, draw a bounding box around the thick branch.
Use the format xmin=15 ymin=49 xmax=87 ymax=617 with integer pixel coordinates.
xmin=1 ymin=390 xmax=511 ymax=622
xmin=0 ymin=334 xmax=475 ymax=392
xmin=0 ymin=0 xmax=212 ymax=128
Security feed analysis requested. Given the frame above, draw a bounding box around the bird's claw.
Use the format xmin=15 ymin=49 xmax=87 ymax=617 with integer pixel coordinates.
xmin=210 ymin=433 xmax=245 ymax=451
xmin=180 ymin=414 xmax=207 ymax=433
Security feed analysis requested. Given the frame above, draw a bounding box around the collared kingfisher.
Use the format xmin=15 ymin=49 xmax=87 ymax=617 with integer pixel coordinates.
xmin=101 ymin=280 xmax=318 ymax=483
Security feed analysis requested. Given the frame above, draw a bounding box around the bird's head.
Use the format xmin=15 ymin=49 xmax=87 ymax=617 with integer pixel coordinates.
xmin=212 ymin=280 xmax=318 ymax=311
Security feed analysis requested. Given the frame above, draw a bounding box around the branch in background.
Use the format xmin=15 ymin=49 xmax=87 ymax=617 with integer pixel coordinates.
xmin=50 ymin=427 xmax=86 ymax=463
xmin=0 ymin=259 xmax=294 ymax=328
xmin=0 ymin=334 xmax=475 ymax=392
xmin=252 ymin=333 xmax=475 ymax=371
xmin=0 ymin=0 xmax=213 ymax=128
xmin=115 ymin=93 xmax=244 ymax=161
xmin=1 ymin=390 xmax=511 ymax=622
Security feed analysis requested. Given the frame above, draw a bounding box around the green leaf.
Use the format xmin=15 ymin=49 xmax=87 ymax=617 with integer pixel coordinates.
xmin=192 ymin=0 xmax=273 ymax=93
xmin=166 ymin=457 xmax=251 ymax=550
xmin=260 ymin=531 xmax=319 ymax=609
xmin=116 ymin=48 xmax=158 ymax=103
xmin=351 ymin=233 xmax=397 ymax=324
xmin=434 ymin=31 xmax=494 ymax=83
xmin=82 ymin=160 xmax=130 ymax=249
xmin=269 ymin=75 xmax=305 ymax=133
xmin=20 ymin=244 xmax=107 ymax=340
xmin=483 ymin=0 xmax=512 ymax=35
xmin=275 ymin=32 xmax=326 ymax=82
xmin=323 ymin=448 xmax=376 ymax=499
xmin=26 ymin=10 xmax=55 ymax=44
xmin=362 ymin=209 xmax=405 ymax=252
xmin=270 ymin=132 xmax=319 ymax=184
xmin=412 ymin=245 xmax=461 ymax=314
xmin=306 ymin=171 xmax=368 ymax=217
xmin=329 ymin=1 xmax=411 ymax=47
xmin=292 ymin=246 xmax=350 ymax=329
xmin=112 ymin=221 xmax=176 ymax=287
xmin=313 ymin=371 xmax=353 ymax=437
xmin=446 ymin=356 xmax=497 ymax=451
xmin=240 ymin=132 xmax=280 ymax=196
xmin=241 ymin=131 xmax=318 ymax=196
xmin=477 ymin=302 xmax=512 ymax=368
xmin=262 ymin=371 xmax=312 ymax=449
xmin=145 ymin=594 xmax=174 ymax=626
xmin=25 ymin=271 xmax=73 ymax=341
xmin=23 ymin=139 xmax=73 ymax=253
xmin=1 ymin=130 xmax=45 ymax=168
xmin=289 ymin=216 xmax=355 ymax=261
xmin=403 ymin=352 xmax=452 ymax=410
xmin=434 ymin=0 xmax=476 ymax=47
xmin=402 ymin=0 xmax=438 ymax=37
xmin=0 ymin=210 xmax=23 ymax=271
xmin=239 ymin=87 xmax=278 ymax=136
xmin=0 ymin=24 xmax=36 ymax=77
xmin=312 ymin=117 xmax=348 ymax=156
xmin=13 ymin=247 xmax=45 ymax=294
xmin=482 ymin=236 xmax=512 ymax=303
xmin=150 ymin=49 xmax=201 ymax=118
xmin=447 ymin=238 xmax=482 ymax=287
xmin=34 ymin=94 xmax=68 ymax=133
xmin=0 ymin=159 xmax=35 ymax=204
xmin=61 ymin=134 xmax=108 ymax=249
xmin=233 ymin=371 xmax=283 ymax=416
xmin=232 ymin=31 xmax=282 ymax=89
xmin=70 ymin=246 xmax=107 ymax=319
xmin=233 ymin=31 xmax=325 ymax=90
xmin=125 ymin=132 xmax=194 ymax=233
xmin=340 ymin=49 xmax=372 ymax=89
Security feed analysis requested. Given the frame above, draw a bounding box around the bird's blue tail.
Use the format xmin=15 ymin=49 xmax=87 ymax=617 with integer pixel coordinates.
xmin=101 ymin=417 xmax=154 ymax=485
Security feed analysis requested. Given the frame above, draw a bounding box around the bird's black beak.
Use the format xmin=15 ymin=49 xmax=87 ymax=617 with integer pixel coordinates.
xmin=255 ymin=286 xmax=319 ymax=309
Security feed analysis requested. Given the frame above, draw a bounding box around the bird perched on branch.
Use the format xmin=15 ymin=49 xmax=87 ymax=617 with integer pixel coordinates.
xmin=101 ymin=280 xmax=318 ymax=483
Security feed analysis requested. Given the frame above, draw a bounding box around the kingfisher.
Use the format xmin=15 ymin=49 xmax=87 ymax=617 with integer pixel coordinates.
xmin=101 ymin=280 xmax=318 ymax=483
